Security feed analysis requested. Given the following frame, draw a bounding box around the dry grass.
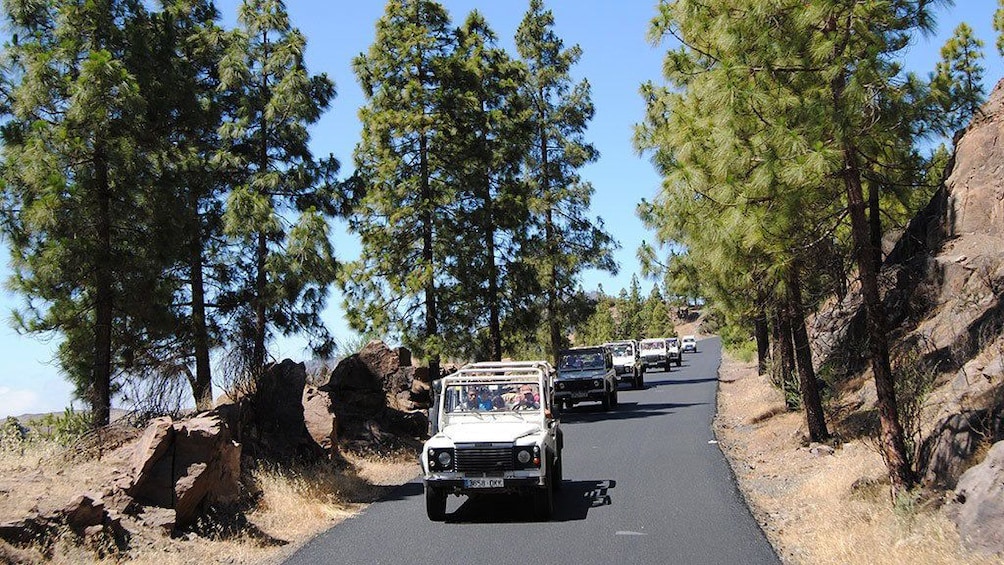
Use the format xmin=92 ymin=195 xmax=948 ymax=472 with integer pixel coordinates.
xmin=715 ymin=352 xmax=1000 ymax=565
xmin=0 ymin=435 xmax=419 ymax=565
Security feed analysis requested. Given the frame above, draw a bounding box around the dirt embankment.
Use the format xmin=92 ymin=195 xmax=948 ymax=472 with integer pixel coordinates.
xmin=715 ymin=353 xmax=999 ymax=565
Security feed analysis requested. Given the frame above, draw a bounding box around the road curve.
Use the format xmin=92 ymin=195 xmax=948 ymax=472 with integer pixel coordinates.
xmin=286 ymin=336 xmax=779 ymax=565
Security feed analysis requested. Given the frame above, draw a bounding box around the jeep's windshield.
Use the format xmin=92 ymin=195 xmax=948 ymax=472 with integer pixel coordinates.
xmin=443 ymin=382 xmax=541 ymax=414
xmin=640 ymin=341 xmax=664 ymax=350
xmin=667 ymin=338 xmax=679 ymax=346
xmin=558 ymin=352 xmax=604 ymax=370
xmin=610 ymin=344 xmax=632 ymax=357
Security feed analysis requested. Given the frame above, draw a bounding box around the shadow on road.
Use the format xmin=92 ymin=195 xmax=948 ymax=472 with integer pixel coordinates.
xmin=641 ymin=376 xmax=719 ymax=387
xmin=559 ymin=401 xmax=705 ymax=424
xmin=443 ymin=479 xmax=617 ymax=524
xmin=377 ymin=480 xmax=424 ymax=502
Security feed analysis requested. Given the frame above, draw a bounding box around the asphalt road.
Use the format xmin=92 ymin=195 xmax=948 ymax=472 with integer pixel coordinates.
xmin=286 ymin=336 xmax=779 ymax=565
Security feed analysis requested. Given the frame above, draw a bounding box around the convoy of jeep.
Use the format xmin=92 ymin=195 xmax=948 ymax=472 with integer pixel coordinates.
xmin=421 ymin=338 xmax=699 ymax=522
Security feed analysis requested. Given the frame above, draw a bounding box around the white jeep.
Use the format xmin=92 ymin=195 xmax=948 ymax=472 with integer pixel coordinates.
xmin=605 ymin=340 xmax=644 ymax=389
xmin=421 ymin=361 xmax=563 ymax=521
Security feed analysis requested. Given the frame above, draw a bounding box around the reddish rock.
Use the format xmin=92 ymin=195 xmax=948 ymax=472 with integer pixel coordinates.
xmin=127 ymin=412 xmax=240 ymax=530
xmin=359 ymin=340 xmax=411 ymax=381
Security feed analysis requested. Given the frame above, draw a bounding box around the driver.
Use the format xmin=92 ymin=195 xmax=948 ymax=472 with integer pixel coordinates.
xmin=515 ymin=387 xmax=539 ymax=410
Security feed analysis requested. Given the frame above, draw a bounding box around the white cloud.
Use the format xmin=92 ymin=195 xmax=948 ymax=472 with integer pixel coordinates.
xmin=0 ymin=387 xmax=42 ymax=419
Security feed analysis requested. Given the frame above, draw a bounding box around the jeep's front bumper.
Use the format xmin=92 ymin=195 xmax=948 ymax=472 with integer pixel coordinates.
xmin=641 ymin=355 xmax=665 ymax=367
xmin=554 ymin=389 xmax=606 ymax=403
xmin=613 ymin=363 xmax=635 ymax=376
xmin=424 ymin=471 xmax=544 ymax=494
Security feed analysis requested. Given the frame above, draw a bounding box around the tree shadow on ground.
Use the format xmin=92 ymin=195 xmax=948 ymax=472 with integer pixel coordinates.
xmin=559 ymin=402 xmax=705 ymax=424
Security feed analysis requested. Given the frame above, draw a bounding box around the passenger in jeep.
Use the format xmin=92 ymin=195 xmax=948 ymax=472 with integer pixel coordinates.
xmin=465 ymin=390 xmax=479 ymax=410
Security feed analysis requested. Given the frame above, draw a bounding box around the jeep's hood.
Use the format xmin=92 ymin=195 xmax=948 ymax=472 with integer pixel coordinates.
xmin=557 ymin=368 xmax=607 ymax=380
xmin=611 ymin=355 xmax=634 ymax=363
xmin=440 ymin=422 xmax=541 ymax=443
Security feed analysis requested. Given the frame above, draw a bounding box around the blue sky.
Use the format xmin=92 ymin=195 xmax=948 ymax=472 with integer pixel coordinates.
xmin=2 ymin=0 xmax=1002 ymax=418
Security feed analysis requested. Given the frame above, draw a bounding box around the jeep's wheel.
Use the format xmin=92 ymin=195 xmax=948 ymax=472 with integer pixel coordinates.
xmin=635 ymin=372 xmax=644 ymax=389
xmin=601 ymin=389 xmax=611 ymax=411
xmin=677 ymin=357 xmax=682 ymax=367
xmin=611 ymin=387 xmax=619 ymax=407
xmin=664 ymin=361 xmax=672 ymax=372
xmin=533 ymin=469 xmax=554 ymax=520
xmin=425 ymin=486 xmax=447 ymax=521
xmin=552 ymin=454 xmax=562 ymax=491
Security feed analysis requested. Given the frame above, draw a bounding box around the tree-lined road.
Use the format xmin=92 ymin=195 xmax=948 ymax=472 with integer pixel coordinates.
xmin=286 ymin=337 xmax=778 ymax=564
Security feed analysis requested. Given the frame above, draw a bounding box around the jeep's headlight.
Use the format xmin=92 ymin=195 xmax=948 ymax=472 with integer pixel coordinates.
xmin=514 ymin=446 xmax=540 ymax=469
xmin=593 ymin=379 xmax=600 ymax=388
xmin=428 ymin=448 xmax=454 ymax=471
xmin=437 ymin=451 xmax=452 ymax=468
xmin=556 ymin=381 xmax=565 ymax=391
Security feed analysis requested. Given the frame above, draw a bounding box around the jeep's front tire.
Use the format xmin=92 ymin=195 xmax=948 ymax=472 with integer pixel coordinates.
xmin=552 ymin=453 xmax=562 ymax=491
xmin=677 ymin=357 xmax=682 ymax=367
xmin=425 ymin=485 xmax=447 ymax=521
xmin=601 ymin=389 xmax=611 ymax=411
xmin=533 ymin=466 xmax=554 ymax=520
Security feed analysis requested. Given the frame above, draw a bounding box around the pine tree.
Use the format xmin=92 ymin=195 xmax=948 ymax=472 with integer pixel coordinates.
xmin=516 ymin=0 xmax=617 ymax=363
xmin=0 ymin=0 xmax=174 ymax=427
xmin=142 ymin=0 xmax=229 ymax=409
xmin=576 ymin=290 xmax=616 ymax=346
xmin=931 ymin=23 xmax=986 ymax=134
xmin=346 ymin=0 xmax=456 ymax=374
xmin=617 ymin=275 xmax=645 ymax=339
xmin=644 ymin=285 xmax=673 ymax=339
xmin=438 ymin=11 xmax=537 ymax=361
xmin=994 ymin=1 xmax=1004 ymax=56
xmin=638 ymin=0 xmax=949 ymax=491
xmin=217 ymin=0 xmax=338 ymax=374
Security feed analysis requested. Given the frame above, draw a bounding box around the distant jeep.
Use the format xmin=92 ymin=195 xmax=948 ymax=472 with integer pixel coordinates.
xmin=421 ymin=361 xmax=563 ymax=521
xmin=666 ymin=337 xmax=682 ymax=367
xmin=605 ymin=340 xmax=644 ymax=389
xmin=639 ymin=337 xmax=672 ymax=372
xmin=554 ymin=346 xmax=618 ymax=410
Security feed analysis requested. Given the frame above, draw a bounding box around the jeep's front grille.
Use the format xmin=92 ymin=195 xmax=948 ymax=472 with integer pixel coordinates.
xmin=455 ymin=444 xmax=514 ymax=473
xmin=557 ymin=379 xmax=596 ymax=392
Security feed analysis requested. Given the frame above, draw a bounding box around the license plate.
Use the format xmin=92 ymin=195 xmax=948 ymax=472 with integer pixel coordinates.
xmin=572 ymin=391 xmax=589 ymax=398
xmin=464 ymin=478 xmax=503 ymax=488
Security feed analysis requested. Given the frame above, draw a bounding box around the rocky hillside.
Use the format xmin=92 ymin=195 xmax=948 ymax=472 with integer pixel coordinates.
xmin=806 ymin=78 xmax=1004 ymax=553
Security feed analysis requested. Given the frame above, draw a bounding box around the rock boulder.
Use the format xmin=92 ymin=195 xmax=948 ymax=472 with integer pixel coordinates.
xmin=952 ymin=440 xmax=1004 ymax=554
xmin=126 ymin=412 xmax=240 ymax=530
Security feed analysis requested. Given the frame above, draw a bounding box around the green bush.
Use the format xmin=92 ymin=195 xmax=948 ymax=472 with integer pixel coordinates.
xmin=31 ymin=408 xmax=92 ymax=446
xmin=0 ymin=416 xmax=27 ymax=452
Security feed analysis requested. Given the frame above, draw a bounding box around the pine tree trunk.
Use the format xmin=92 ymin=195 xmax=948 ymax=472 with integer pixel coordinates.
xmin=486 ymin=200 xmax=501 ymax=362
xmin=787 ymin=264 xmax=829 ymax=441
xmin=869 ymin=180 xmax=883 ymax=273
xmin=536 ymin=114 xmax=560 ymax=364
xmin=92 ymin=144 xmax=113 ymax=428
xmin=774 ymin=308 xmax=798 ymax=411
xmin=843 ymin=142 xmax=915 ymax=490
xmin=252 ymin=29 xmax=271 ymax=373
xmin=420 ymin=126 xmax=439 ymax=378
xmin=189 ymin=208 xmax=213 ymax=410
xmin=546 ymin=208 xmax=560 ymax=364
xmin=754 ymin=307 xmax=769 ymax=376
